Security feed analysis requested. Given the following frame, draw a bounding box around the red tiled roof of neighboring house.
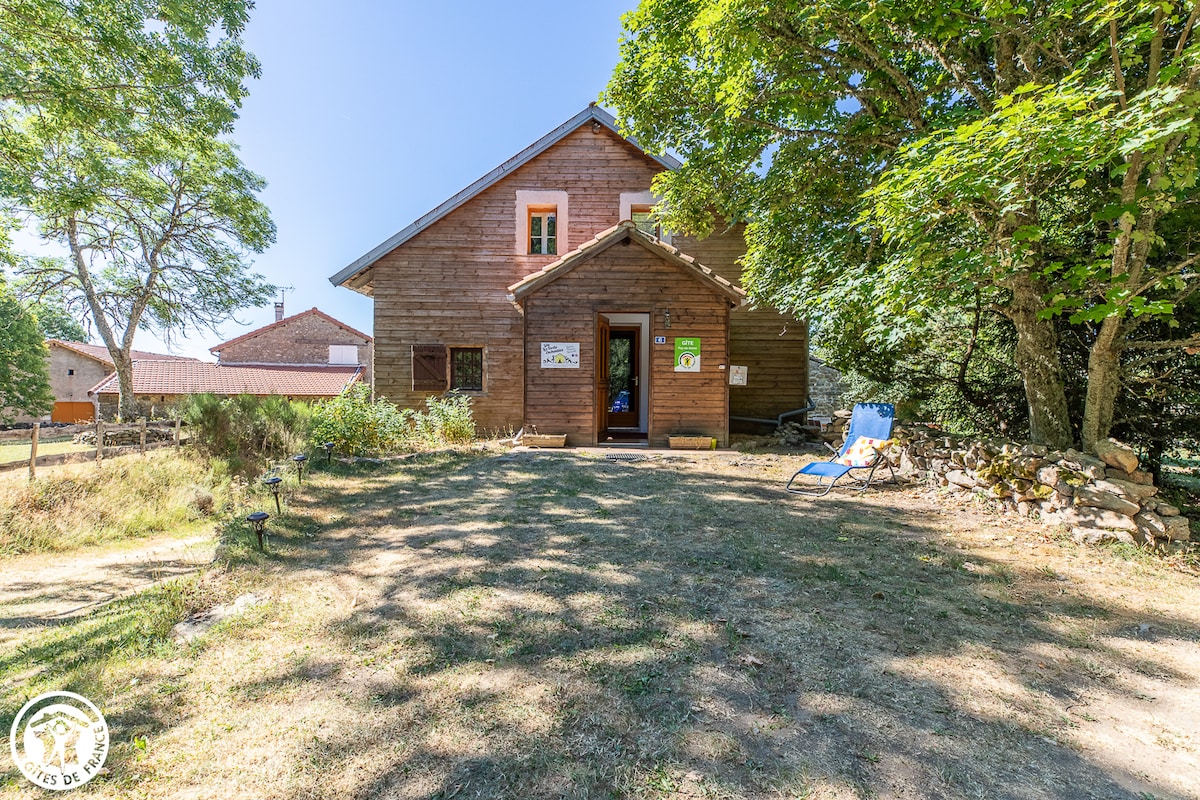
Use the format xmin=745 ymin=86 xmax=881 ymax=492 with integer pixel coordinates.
xmin=48 ymin=339 xmax=199 ymax=365
xmin=89 ymin=361 xmax=361 ymax=397
xmin=209 ymin=308 xmax=373 ymax=354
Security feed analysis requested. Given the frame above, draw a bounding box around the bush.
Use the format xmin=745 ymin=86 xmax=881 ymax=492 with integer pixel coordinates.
xmin=182 ymin=394 xmax=311 ymax=475
xmin=310 ymin=385 xmax=413 ymax=456
xmin=417 ymin=394 xmax=476 ymax=445
xmin=310 ymin=387 xmax=477 ymax=456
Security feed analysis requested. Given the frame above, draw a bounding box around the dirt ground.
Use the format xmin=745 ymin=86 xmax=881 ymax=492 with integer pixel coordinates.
xmin=1 ymin=448 xmax=1198 ymax=799
xmin=0 ymin=533 xmax=215 ymax=643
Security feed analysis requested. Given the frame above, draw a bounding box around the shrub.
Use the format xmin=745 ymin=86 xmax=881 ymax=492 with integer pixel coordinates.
xmin=310 ymin=388 xmax=477 ymax=456
xmin=417 ymin=394 xmax=476 ymax=445
xmin=310 ymin=385 xmax=413 ymax=456
xmin=182 ymin=394 xmax=311 ymax=475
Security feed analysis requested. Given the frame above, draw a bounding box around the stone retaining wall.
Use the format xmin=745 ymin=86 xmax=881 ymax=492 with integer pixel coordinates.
xmin=890 ymin=427 xmax=1191 ymax=548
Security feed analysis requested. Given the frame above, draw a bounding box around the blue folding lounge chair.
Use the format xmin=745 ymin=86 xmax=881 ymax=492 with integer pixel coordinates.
xmin=785 ymin=403 xmax=896 ymax=496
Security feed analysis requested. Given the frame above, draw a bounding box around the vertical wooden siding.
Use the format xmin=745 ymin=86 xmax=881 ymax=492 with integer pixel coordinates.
xmin=522 ymin=243 xmax=731 ymax=447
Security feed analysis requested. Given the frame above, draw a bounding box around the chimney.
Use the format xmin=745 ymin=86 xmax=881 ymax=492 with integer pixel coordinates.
xmin=274 ymin=302 xmax=284 ymax=322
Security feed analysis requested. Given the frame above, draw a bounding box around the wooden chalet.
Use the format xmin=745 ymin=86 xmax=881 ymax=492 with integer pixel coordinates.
xmin=329 ymin=106 xmax=809 ymax=447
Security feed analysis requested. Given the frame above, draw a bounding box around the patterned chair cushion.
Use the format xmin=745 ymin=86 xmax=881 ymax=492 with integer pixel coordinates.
xmin=834 ymin=436 xmax=888 ymax=468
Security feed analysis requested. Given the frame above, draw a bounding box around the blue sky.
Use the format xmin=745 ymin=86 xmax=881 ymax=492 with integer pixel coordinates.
xmin=41 ymin=0 xmax=641 ymax=359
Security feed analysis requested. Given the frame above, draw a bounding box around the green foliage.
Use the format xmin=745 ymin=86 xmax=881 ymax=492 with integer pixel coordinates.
xmin=182 ymin=394 xmax=311 ymax=476
xmin=605 ymin=0 xmax=1200 ymax=450
xmin=417 ymin=394 xmax=477 ymax=445
xmin=1 ymin=1 xmax=271 ymax=420
xmin=309 ymin=387 xmax=478 ymax=456
xmin=309 ymin=384 xmax=414 ymax=457
xmin=0 ymin=275 xmax=52 ymax=421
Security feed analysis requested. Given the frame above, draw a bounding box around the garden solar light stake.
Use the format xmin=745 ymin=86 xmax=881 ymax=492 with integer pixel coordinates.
xmin=323 ymin=441 xmax=335 ymax=463
xmin=293 ymin=453 xmax=307 ymax=484
xmin=263 ymin=476 xmax=282 ymax=514
xmin=247 ymin=512 xmax=269 ymax=551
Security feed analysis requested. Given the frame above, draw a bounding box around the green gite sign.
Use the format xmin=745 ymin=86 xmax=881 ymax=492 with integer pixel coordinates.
xmin=674 ymin=337 xmax=700 ymax=372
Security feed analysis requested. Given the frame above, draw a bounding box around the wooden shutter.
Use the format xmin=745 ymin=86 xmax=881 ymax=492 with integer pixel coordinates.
xmin=412 ymin=345 xmax=447 ymax=392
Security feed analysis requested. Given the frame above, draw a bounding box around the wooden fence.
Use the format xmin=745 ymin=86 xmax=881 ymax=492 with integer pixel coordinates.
xmin=0 ymin=420 xmax=186 ymax=478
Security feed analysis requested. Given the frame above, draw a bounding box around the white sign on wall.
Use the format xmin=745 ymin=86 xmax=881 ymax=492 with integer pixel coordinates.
xmin=729 ymin=365 xmax=748 ymax=386
xmin=540 ymin=342 xmax=580 ymax=368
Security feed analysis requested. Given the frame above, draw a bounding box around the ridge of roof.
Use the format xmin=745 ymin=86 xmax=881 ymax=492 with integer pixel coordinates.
xmin=328 ymin=105 xmax=681 ymax=292
xmin=506 ymin=221 xmax=745 ymax=305
xmin=210 ymin=307 xmax=373 ymax=353
xmin=89 ymin=361 xmax=362 ymax=397
xmin=47 ymin=339 xmax=198 ymax=364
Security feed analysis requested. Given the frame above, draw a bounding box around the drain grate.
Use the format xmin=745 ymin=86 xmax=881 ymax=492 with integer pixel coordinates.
xmin=605 ymin=453 xmax=648 ymax=463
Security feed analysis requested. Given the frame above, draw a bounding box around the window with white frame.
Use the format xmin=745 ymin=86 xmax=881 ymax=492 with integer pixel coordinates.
xmin=528 ymin=207 xmax=557 ymax=255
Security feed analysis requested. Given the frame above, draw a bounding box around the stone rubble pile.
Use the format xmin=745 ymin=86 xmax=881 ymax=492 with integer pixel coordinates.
xmin=888 ymin=426 xmax=1190 ymax=547
xmin=73 ymin=428 xmax=174 ymax=447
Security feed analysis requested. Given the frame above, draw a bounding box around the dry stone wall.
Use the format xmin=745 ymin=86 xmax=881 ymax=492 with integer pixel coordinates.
xmin=889 ymin=427 xmax=1191 ymax=548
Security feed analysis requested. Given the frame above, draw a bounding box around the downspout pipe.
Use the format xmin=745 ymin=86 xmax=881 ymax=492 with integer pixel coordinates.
xmin=730 ymin=398 xmax=817 ymax=430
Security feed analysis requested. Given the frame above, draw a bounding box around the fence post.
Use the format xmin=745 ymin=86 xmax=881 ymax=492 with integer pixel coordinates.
xmin=174 ymin=417 xmax=182 ymax=447
xmin=28 ymin=423 xmax=39 ymax=480
xmin=96 ymin=419 xmax=104 ymax=465
xmin=140 ymin=418 xmax=147 ymax=454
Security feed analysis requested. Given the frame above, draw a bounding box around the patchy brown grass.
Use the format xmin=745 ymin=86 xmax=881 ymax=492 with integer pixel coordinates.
xmin=2 ymin=448 xmax=1199 ymax=799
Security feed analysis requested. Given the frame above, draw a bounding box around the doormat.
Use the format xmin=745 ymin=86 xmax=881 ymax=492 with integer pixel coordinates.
xmin=605 ymin=453 xmax=648 ymax=463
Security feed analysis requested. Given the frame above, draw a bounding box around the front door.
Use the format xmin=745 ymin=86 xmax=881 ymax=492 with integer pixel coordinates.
xmin=605 ymin=327 xmax=639 ymax=429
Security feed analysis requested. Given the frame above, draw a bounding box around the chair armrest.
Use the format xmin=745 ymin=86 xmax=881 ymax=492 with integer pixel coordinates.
xmin=822 ymin=441 xmax=839 ymax=455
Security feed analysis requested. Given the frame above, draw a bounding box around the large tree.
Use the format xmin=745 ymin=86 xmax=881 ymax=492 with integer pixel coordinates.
xmin=605 ymin=0 xmax=1200 ymax=450
xmin=1 ymin=0 xmax=273 ymax=419
xmin=0 ymin=275 xmax=52 ymax=422
xmin=18 ymin=139 xmax=275 ymax=419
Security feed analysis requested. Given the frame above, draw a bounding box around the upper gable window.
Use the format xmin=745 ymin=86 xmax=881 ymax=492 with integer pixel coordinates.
xmin=630 ymin=205 xmax=661 ymax=239
xmin=515 ymin=190 xmax=568 ymax=256
xmin=529 ymin=207 xmax=557 ymax=255
xmin=620 ymin=190 xmax=670 ymax=244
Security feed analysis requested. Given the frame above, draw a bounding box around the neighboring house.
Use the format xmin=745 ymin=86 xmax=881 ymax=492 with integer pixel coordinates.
xmin=89 ymin=361 xmax=364 ymax=418
xmin=329 ymin=105 xmax=808 ymax=447
xmin=210 ymin=305 xmax=373 ymax=386
xmin=87 ymin=306 xmax=371 ymax=419
xmin=43 ymin=340 xmax=196 ymax=423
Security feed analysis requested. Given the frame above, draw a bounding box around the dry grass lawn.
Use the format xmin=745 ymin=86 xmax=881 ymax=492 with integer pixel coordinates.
xmin=2 ymin=448 xmax=1199 ymax=799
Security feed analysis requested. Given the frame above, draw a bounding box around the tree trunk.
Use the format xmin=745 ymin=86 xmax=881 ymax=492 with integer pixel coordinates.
xmin=1081 ymin=317 xmax=1124 ymax=451
xmin=1004 ymin=274 xmax=1074 ymax=448
xmin=114 ymin=351 xmax=138 ymax=422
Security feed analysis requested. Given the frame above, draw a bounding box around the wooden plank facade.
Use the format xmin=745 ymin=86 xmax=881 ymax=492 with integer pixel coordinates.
xmin=330 ymin=106 xmax=809 ymax=444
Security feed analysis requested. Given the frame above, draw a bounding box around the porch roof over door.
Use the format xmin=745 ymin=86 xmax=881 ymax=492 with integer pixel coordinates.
xmin=506 ymin=221 xmax=746 ymax=306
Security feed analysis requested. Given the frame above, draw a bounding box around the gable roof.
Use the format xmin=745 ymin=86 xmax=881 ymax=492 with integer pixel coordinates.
xmin=328 ymin=105 xmax=681 ymax=293
xmin=210 ymin=307 xmax=372 ymax=355
xmin=48 ymin=339 xmax=198 ymax=366
xmin=89 ymin=361 xmax=361 ymax=397
xmin=507 ymin=221 xmax=745 ymax=306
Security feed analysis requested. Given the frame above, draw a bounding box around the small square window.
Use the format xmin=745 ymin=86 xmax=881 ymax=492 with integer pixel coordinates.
xmin=450 ymin=348 xmax=483 ymax=392
xmin=329 ymin=344 xmax=358 ymax=365
xmin=631 ymin=205 xmax=662 ymax=239
xmin=529 ymin=207 xmax=557 ymax=255
xmin=67 ymin=369 xmax=75 ymax=376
